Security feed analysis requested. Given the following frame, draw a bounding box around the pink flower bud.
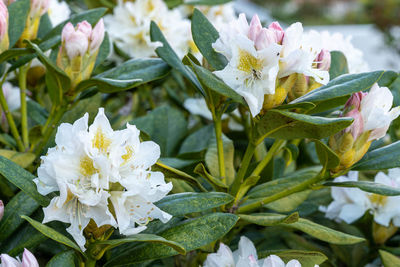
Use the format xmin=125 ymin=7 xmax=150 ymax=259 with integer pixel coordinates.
xmin=1 ymin=253 xmax=21 ymax=266
xmin=30 ymin=0 xmax=50 ymax=16
xmin=316 ymin=49 xmax=331 ymax=71
xmin=268 ymin=21 xmax=284 ymax=44
xmin=0 ymin=200 xmax=3 ymax=221
xmin=76 ymin=21 xmax=92 ymax=37
xmin=344 ymin=91 xmax=367 ymax=111
xmin=21 ymin=249 xmax=39 ymax=267
xmin=0 ymin=1 xmax=8 ymax=40
xmin=90 ymin=19 xmax=105 ymax=52
xmin=61 ymin=22 xmax=89 ymax=60
xmin=254 ymin=28 xmax=277 ymax=50
xmin=343 ymin=92 xmax=367 ymax=139
xmin=248 ymin=15 xmax=262 ymax=42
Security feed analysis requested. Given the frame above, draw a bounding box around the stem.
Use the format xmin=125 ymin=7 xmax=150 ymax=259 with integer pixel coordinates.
xmin=251 ymin=139 xmax=286 ymax=177
xmin=0 ymin=74 xmax=24 ymax=151
xmin=212 ymin=111 xmax=226 ymax=183
xmin=34 ymin=104 xmax=67 ymax=157
xmin=84 ymin=258 xmax=96 ymax=267
xmin=19 ymin=64 xmax=30 ymax=149
xmin=230 ymin=142 xmax=256 ymax=196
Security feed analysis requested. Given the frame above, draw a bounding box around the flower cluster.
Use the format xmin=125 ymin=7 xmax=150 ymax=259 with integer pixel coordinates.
xmin=0 ymin=248 xmax=38 ymax=267
xmin=104 ymin=0 xmax=190 ymax=59
xmin=213 ymin=14 xmax=330 ymax=116
xmin=34 ymin=108 xmax=172 ymax=249
xmin=321 ymin=169 xmax=400 ymax=228
xmin=329 ymin=84 xmax=400 ymax=171
xmin=57 ymin=19 xmax=105 ymax=88
xmin=203 ymin=236 xmax=315 ymax=267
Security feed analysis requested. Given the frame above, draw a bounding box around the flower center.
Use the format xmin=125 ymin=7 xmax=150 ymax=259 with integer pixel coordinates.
xmin=80 ymin=156 xmax=97 ymax=177
xmin=369 ymin=194 xmax=388 ymax=207
xmin=237 ymin=49 xmax=263 ymax=80
xmin=93 ymin=128 xmax=111 ymax=153
xmin=122 ymin=146 xmax=134 ymax=163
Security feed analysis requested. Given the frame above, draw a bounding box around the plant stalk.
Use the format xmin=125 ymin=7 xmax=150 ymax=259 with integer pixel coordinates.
xmin=212 ymin=112 xmax=226 ymax=183
xmin=19 ymin=64 xmax=30 ymax=149
xmin=230 ymin=142 xmax=256 ymax=196
xmin=251 ymin=139 xmax=286 ymax=177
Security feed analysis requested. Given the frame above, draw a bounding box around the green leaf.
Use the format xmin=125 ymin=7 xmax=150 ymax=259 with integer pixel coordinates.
xmin=378 ymin=71 xmax=398 ymax=87
xmin=22 ymin=216 xmax=82 ymax=252
xmin=314 ymin=139 xmax=340 ymax=170
xmin=258 ymin=250 xmax=328 ymax=267
xmin=323 ymin=181 xmax=400 ymax=196
xmin=194 ymin=163 xmax=228 ymax=189
xmin=95 ymin=234 xmax=186 ymax=254
xmin=132 ymin=105 xmax=187 ymax=157
xmin=239 ymin=212 xmax=300 ymax=226
xmin=105 ymin=213 xmax=238 ymax=266
xmin=0 ymin=156 xmax=49 ymax=206
xmin=0 ymin=192 xmax=39 ymax=242
xmin=0 ymin=149 xmax=35 ymax=168
xmin=191 ymin=9 xmax=227 ymax=70
xmin=179 ymin=125 xmax=214 ymax=156
xmin=77 ymin=58 xmax=169 ymax=93
xmin=7 ymin=0 xmax=30 ymax=47
xmin=0 ymin=48 xmax=32 ymax=63
xmin=156 ymin=192 xmax=234 ymax=216
xmin=153 ymin=162 xmax=206 ymax=192
xmin=46 ymin=250 xmax=78 ymax=267
xmin=235 ymin=176 xmax=260 ymax=204
xmin=352 ymin=141 xmax=400 ymax=170
xmin=380 ymin=250 xmax=400 ymax=267
xmin=150 ymin=21 xmax=204 ymax=94
xmin=25 ymin=41 xmax=71 ymax=104
xmin=94 ymin=32 xmax=110 ymax=68
xmin=189 ymin=61 xmax=246 ymax=105
xmin=253 ymin=109 xmax=353 ymax=145
xmin=266 ymin=190 xmax=311 ymax=213
xmin=205 ymin=133 xmax=236 ymax=185
xmin=37 ymin=13 xmax=53 ymax=39
xmin=290 ymin=71 xmax=385 ymax=113
xmin=329 ymin=51 xmax=349 ymax=80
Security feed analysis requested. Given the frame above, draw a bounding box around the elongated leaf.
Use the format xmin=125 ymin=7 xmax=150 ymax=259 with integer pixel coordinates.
xmin=290 ymin=71 xmax=385 ymax=112
xmin=324 ymin=181 xmax=400 ymax=196
xmin=150 ymin=21 xmax=203 ymax=94
xmin=179 ymin=125 xmax=214 ymax=155
xmin=7 ymin=0 xmax=30 ymax=47
xmin=253 ymin=109 xmax=352 ymax=144
xmin=236 ymin=176 xmax=260 ymax=204
xmin=1 ymin=224 xmax=46 ymax=256
xmin=259 ymin=250 xmax=328 ymax=267
xmin=0 ymin=149 xmax=35 ymax=168
xmin=380 ymin=250 xmax=400 ymax=267
xmin=46 ymin=250 xmax=78 ymax=267
xmin=157 ymin=192 xmax=233 ymax=216
xmin=239 ymin=213 xmax=299 ymax=226
xmin=22 ymin=216 xmax=82 ymax=252
xmin=352 ymin=141 xmax=400 ymax=170
xmin=0 ymin=156 xmax=49 ymax=206
xmin=94 ymin=32 xmax=110 ymax=67
xmin=191 ymin=9 xmax=227 ymax=70
xmin=105 ymin=213 xmax=238 ymax=266
xmin=190 ymin=61 xmax=245 ymax=105
xmin=314 ymin=139 xmax=340 ymax=170
xmin=329 ymin=51 xmax=349 ymax=80
xmin=194 ymin=163 xmax=228 ymax=189
xmin=0 ymin=192 xmax=39 ymax=242
xmin=266 ymin=190 xmax=311 ymax=213
xmin=96 ymin=234 xmax=185 ymax=254
xmin=0 ymin=48 xmax=32 ymax=63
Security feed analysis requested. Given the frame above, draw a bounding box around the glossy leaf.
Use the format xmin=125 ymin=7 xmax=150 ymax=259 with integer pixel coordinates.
xmin=0 ymin=224 xmax=46 ymax=256
xmin=253 ymin=109 xmax=352 ymax=145
xmin=258 ymin=250 xmax=328 ymax=267
xmin=194 ymin=163 xmax=228 ymax=189
xmin=191 ymin=9 xmax=227 ymax=70
xmin=380 ymin=250 xmax=400 ymax=267
xmin=22 ymin=216 xmax=82 ymax=252
xmin=0 ymin=192 xmax=39 ymax=242
xmin=94 ymin=32 xmax=111 ymax=68
xmin=105 ymin=213 xmax=238 ymax=266
xmin=314 ymin=139 xmax=340 ymax=170
xmin=0 ymin=149 xmax=35 ymax=168
xmin=156 ymin=192 xmax=233 ymax=216
xmin=0 ymin=156 xmax=49 ymax=206
xmin=352 ymin=141 xmax=400 ymax=170
xmin=179 ymin=125 xmax=214 ymax=155
xmin=0 ymin=48 xmax=32 ymax=63
xmin=323 ymin=181 xmax=400 ymax=196
xmin=46 ymin=250 xmax=78 ymax=267
xmin=7 ymin=0 xmax=30 ymax=47
xmin=150 ymin=21 xmax=203 ymax=94
xmin=266 ymin=190 xmax=311 ymax=213
xmin=239 ymin=213 xmax=300 ymax=226
xmin=329 ymin=51 xmax=349 ymax=80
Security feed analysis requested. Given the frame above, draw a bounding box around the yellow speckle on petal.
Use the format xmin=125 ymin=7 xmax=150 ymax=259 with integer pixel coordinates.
xmin=122 ymin=146 xmax=134 ymax=163
xmin=80 ymin=156 xmax=97 ymax=177
xmin=237 ymin=48 xmax=263 ymax=75
xmin=93 ymin=128 xmax=111 ymax=152
xmin=369 ymin=194 xmax=388 ymax=207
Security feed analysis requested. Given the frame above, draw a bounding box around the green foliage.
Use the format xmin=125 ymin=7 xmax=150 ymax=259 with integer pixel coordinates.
xmin=7 ymin=0 xmax=30 ymax=47
xmin=352 ymin=141 xmax=400 ymax=170
xmin=329 ymin=51 xmax=349 ymax=79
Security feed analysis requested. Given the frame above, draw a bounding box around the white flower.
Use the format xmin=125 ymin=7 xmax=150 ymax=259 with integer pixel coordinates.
xmin=203 ymin=236 xmax=313 ymax=267
xmin=47 ymin=0 xmax=70 ymax=26
xmin=105 ymin=0 xmax=190 ymax=59
xmin=312 ymin=31 xmax=369 ymax=74
xmin=359 ymin=84 xmax=400 ymax=141
xmin=35 ymin=108 xmax=172 ymax=249
xmin=2 ymin=82 xmax=20 ymax=111
xmin=278 ymin=26 xmax=329 ymax=85
xmin=213 ymin=14 xmax=282 ymax=117
xmin=321 ymin=169 xmax=400 ymax=227
xmin=0 ymin=248 xmax=39 ymax=267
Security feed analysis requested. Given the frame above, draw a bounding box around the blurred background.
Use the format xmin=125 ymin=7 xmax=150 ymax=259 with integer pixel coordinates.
xmin=236 ymin=0 xmax=400 ymax=70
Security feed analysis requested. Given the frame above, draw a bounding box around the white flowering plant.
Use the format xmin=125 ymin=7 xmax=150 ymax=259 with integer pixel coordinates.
xmin=0 ymin=0 xmax=400 ymax=266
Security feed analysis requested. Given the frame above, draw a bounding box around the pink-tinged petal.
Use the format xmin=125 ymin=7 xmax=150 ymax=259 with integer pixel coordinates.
xmin=90 ymin=19 xmax=105 ymax=51
xmin=76 ymin=20 xmax=92 ymax=37
xmin=0 ymin=253 xmax=21 ymax=266
xmin=254 ymin=28 xmax=277 ymax=50
xmin=344 ymin=108 xmax=364 ymax=140
xmin=0 ymin=200 xmax=3 ymax=221
xmin=316 ymin=49 xmax=331 ymax=71
xmin=248 ymin=14 xmax=262 ymax=42
xmin=21 ymin=249 xmax=39 ymax=267
xmin=268 ymin=21 xmax=284 ymax=44
xmin=61 ymin=22 xmax=75 ymax=43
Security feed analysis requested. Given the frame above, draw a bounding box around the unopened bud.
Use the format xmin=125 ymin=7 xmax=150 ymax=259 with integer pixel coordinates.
xmin=0 ymin=200 xmax=3 ymax=221
xmin=30 ymin=0 xmax=50 ymax=17
xmin=90 ymin=19 xmax=104 ymax=52
xmin=268 ymin=21 xmax=284 ymax=44
xmin=316 ymin=49 xmax=331 ymax=71
xmin=287 ymin=73 xmax=308 ymax=101
xmin=0 ymin=0 xmax=8 ymax=52
xmin=21 ymin=248 xmax=39 ymax=267
xmin=0 ymin=253 xmax=20 ymax=266
xmin=254 ymin=28 xmax=277 ymax=50
xmin=262 ymin=86 xmax=287 ymax=111
xmin=62 ymin=22 xmax=89 ymax=60
xmin=248 ymin=15 xmax=262 ymax=42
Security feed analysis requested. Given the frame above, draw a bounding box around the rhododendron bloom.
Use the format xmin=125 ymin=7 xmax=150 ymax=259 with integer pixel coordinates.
xmin=203 ymin=236 xmax=313 ymax=267
xmin=35 ymin=108 xmax=172 ymax=249
xmin=48 ymin=0 xmax=70 ymax=26
xmin=213 ymin=14 xmax=282 ymax=117
xmin=0 ymin=248 xmax=39 ymax=267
